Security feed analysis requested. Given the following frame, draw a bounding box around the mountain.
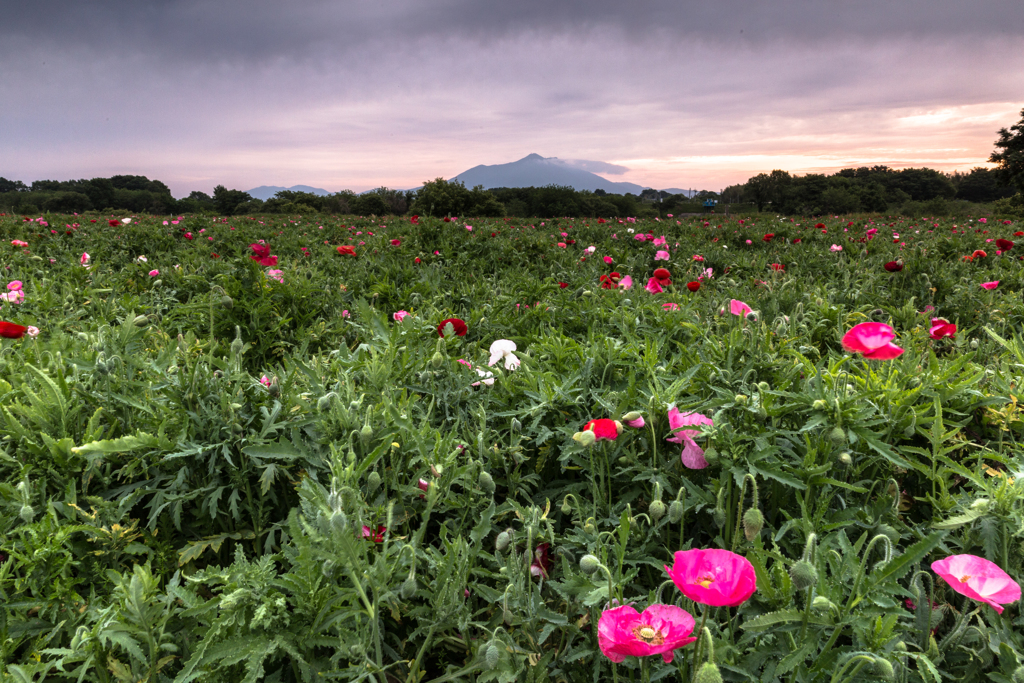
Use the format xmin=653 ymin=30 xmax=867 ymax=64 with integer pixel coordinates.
xmin=451 ymin=154 xmax=649 ymax=194
xmin=246 ymin=185 xmax=331 ymax=201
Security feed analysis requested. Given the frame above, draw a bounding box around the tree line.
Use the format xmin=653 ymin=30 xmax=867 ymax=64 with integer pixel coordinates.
xmin=2 ymin=108 xmax=1022 ymax=218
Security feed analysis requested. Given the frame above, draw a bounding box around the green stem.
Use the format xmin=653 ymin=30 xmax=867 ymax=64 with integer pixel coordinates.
xmin=690 ymin=605 xmax=709 ymax=682
xmin=408 ymin=622 xmax=439 ymax=682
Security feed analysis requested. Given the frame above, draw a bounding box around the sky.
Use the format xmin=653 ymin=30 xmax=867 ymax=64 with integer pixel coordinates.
xmin=1 ymin=0 xmax=1022 ymax=197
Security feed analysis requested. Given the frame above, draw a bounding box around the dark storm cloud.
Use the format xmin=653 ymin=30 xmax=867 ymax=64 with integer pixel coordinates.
xmin=2 ymin=0 xmax=1021 ymax=65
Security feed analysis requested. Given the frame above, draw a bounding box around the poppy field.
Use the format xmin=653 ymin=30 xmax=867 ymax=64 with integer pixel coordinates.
xmin=3 ymin=209 xmax=1024 ymax=682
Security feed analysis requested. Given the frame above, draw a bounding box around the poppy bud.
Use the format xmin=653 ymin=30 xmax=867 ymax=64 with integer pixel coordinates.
xmin=317 ymin=395 xmax=332 ymax=413
xmin=478 ymin=471 xmax=495 ymax=494
xmin=220 ymin=295 xmax=233 ymax=309
xmin=495 ymin=531 xmax=511 ymax=551
xmin=366 ymin=471 xmax=381 ymax=492
xmin=811 ymin=595 xmax=835 ymax=612
xmin=431 ymin=350 xmax=444 ymax=368
xmin=903 ymin=424 xmax=915 ymax=439
xmin=711 ymin=507 xmax=726 ymax=528
xmin=321 ymin=559 xmax=336 ymax=578
xmin=649 ymin=500 xmax=666 ymax=521
xmin=745 ymin=311 xmax=758 ymax=322
xmin=742 ymin=507 xmax=764 ymax=540
xmin=360 ymin=424 xmax=373 ymax=441
xmin=572 ymin=430 xmax=596 ymax=447
xmin=668 ymin=500 xmax=684 ymax=524
xmin=829 ymin=426 xmax=846 ymax=447
xmin=230 ymin=337 xmax=243 ymax=358
xmin=561 ymin=498 xmax=572 ymax=515
xmin=703 ymin=446 xmax=719 ymax=465
xmin=580 ymin=554 xmax=600 ymax=574
xmin=485 ymin=642 xmax=501 ymax=670
xmin=970 ymin=339 xmax=979 ymax=349
xmin=694 ymin=661 xmax=723 ymax=683
xmin=584 ymin=521 xmax=596 ymax=534
xmin=838 ymin=452 xmax=853 ymax=467
xmin=133 ymin=314 xmax=149 ymax=327
xmin=789 ymin=560 xmax=818 ymax=590
xmin=401 ymin=576 xmax=418 ymax=599
xmin=873 ymin=658 xmax=895 ymax=682
xmin=734 ymin=394 xmax=748 ymax=405
xmin=19 ymin=504 xmax=34 ymax=523
xmin=622 ymin=410 xmax=643 ymax=423
xmin=511 ymin=417 xmax=521 ymax=435
xmin=268 ymin=377 xmax=281 ymax=398
xmin=812 ymin=399 xmax=827 ymax=411
xmin=330 ymin=510 xmax=348 ymax=532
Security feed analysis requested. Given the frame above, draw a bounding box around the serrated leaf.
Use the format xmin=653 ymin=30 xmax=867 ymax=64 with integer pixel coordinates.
xmin=742 ymin=609 xmax=830 ymax=631
xmin=933 ymin=507 xmax=987 ymax=529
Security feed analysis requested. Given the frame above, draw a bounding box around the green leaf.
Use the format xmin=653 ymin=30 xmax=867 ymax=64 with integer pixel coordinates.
xmin=242 ymin=438 xmax=301 ymax=461
xmin=742 ymin=609 xmax=831 ymax=631
xmin=933 ymin=507 xmax=987 ymax=529
xmin=867 ymin=531 xmax=946 ymax=589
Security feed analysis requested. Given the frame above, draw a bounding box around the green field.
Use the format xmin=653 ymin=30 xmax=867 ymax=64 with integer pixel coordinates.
xmin=1 ymin=209 xmax=1024 ymax=682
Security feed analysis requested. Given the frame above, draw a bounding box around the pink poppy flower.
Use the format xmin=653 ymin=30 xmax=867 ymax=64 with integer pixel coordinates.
xmin=929 ymin=318 xmax=956 ymax=340
xmin=148 ymin=269 xmax=160 ymax=278
xmin=645 ymin=278 xmax=664 ymax=294
xmin=603 ymin=256 xmax=614 ymax=264
xmin=841 ymin=322 xmax=904 ymax=360
xmin=618 ymin=275 xmax=633 ymax=290
xmin=26 ymin=326 xmax=40 ymax=338
xmin=663 ymin=303 xmax=680 ymax=311
xmin=653 ymin=236 xmax=667 ymax=246
xmin=583 ymin=418 xmax=620 ymax=441
xmin=932 ymin=554 xmax=1020 ymax=614
xmin=417 ymin=478 xmax=430 ymax=493
xmin=393 ymin=310 xmax=410 ymax=322
xmin=980 ymin=281 xmax=999 ymax=290
xmin=830 ymin=244 xmax=843 ymax=252
xmin=665 ymin=548 xmax=757 ymax=607
xmin=666 ymin=406 xmax=713 ymax=469
xmin=654 ymin=250 xmax=670 ymax=261
xmin=7 ymin=281 xmax=22 ymax=292
xmin=80 ymin=252 xmax=90 ymax=266
xmin=260 ymin=375 xmax=271 ymax=387
xmin=267 ymin=269 xmax=284 ymax=284
xmin=729 ymin=299 xmax=752 ymax=317
xmin=598 ymin=604 xmax=696 ymax=664
xmin=0 ymin=290 xmax=24 ymax=304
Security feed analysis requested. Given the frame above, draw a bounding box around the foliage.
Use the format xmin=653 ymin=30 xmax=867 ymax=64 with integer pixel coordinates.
xmin=0 ymin=208 xmax=1022 ymax=681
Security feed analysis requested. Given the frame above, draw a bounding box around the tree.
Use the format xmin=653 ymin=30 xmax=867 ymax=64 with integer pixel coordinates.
xmin=744 ymin=170 xmax=790 ymax=212
xmin=212 ymin=185 xmax=253 ymax=216
xmin=991 ymin=108 xmax=1024 ymax=192
xmin=0 ymin=178 xmax=27 ymax=193
xmin=951 ymin=168 xmax=1016 ymax=203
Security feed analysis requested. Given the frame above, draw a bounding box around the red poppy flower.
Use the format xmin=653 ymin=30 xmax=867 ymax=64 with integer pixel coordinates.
xmin=437 ymin=317 xmax=468 ymax=337
xmin=599 ymin=272 xmax=622 ymax=289
xmin=1015 ymin=232 xmax=1024 ymax=237
xmin=443 ymin=217 xmax=451 ymax=222
xmin=390 ymin=239 xmax=401 ymax=246
xmin=108 ymin=219 xmax=119 ymax=226
xmin=414 ymin=257 xmax=421 ymax=264
xmin=559 ymin=282 xmax=569 ymax=288
xmin=653 ymin=268 xmax=672 ymax=285
xmin=972 ymin=249 xmax=988 ymax=260
xmin=211 ymin=253 xmax=220 ymax=258
xmin=530 ymin=543 xmax=552 ymax=578
xmin=792 ymin=238 xmax=801 ymax=243
xmin=337 ymin=245 xmax=357 ymax=256
xmin=883 ymin=261 xmax=903 ymax=272
xmin=249 ymin=243 xmax=278 ymax=266
xmin=361 ymin=525 xmax=386 ymax=543
xmin=583 ymin=418 xmax=620 ymax=441
xmin=762 ymin=233 xmax=774 ymax=242
xmin=90 ymin=219 xmax=97 ymax=223
xmin=770 ymin=263 xmax=784 ymax=272
xmin=410 ymin=215 xmax=419 ymax=224
xmin=686 ymin=281 xmax=700 ymax=292
xmin=815 ymin=223 xmax=826 ymax=229
xmin=996 ymin=239 xmax=1014 ymax=252
xmin=0 ymin=321 xmax=27 ymax=339
xmin=598 ymin=218 xmax=607 ymax=224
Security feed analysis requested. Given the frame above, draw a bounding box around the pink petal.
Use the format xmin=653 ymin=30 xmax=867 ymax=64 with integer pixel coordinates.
xmin=841 ymin=322 xmax=896 ymax=354
xmin=618 ymin=275 xmax=633 ymax=290
xmin=645 ymin=278 xmax=663 ymax=294
xmin=862 ymin=343 xmax=904 ymax=360
xmin=681 ymin=437 xmax=708 ymax=469
xmin=729 ymin=299 xmax=752 ymax=316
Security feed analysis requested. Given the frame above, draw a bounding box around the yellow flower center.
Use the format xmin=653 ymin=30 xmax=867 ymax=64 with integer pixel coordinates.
xmin=695 ymin=573 xmax=716 ymax=589
xmin=959 ymin=574 xmax=972 ymax=583
xmin=632 ymin=625 xmax=665 ymax=645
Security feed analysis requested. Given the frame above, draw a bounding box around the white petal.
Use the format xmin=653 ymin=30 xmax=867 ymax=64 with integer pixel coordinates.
xmin=504 ymin=353 xmax=520 ymax=371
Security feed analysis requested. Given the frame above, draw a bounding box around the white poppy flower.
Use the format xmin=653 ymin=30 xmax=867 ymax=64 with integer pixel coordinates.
xmin=488 ymin=339 xmax=520 ymax=370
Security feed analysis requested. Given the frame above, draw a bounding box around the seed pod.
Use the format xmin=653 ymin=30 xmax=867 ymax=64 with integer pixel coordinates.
xmin=829 ymin=426 xmax=846 ymax=447
xmin=649 ymin=500 xmax=666 ymax=521
xmin=742 ymin=508 xmax=764 ymax=541
xmin=366 ymin=471 xmax=381 ymax=492
xmin=478 ymin=471 xmax=495 ymax=494
xmin=579 ymin=554 xmax=600 ymax=575
xmin=789 ymin=560 xmax=818 ymax=590
xmin=485 ymin=642 xmax=501 ymax=670
xmin=694 ymin=661 xmax=723 ymax=683
xmin=495 ymin=531 xmax=511 ymax=552
xmin=401 ymin=576 xmax=417 ymax=599
xmin=668 ymin=500 xmax=684 ymax=524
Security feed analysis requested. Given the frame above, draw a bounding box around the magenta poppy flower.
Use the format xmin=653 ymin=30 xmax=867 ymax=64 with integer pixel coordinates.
xmin=394 ymin=310 xmax=410 ymax=322
xmin=730 ymin=299 xmax=752 ymax=317
xmin=645 ymin=277 xmax=664 ymax=294
xmin=996 ymin=239 xmax=1013 ymax=252
xmin=929 ymin=318 xmax=956 ymax=340
xmin=841 ymin=322 xmax=904 ymax=360
xmin=663 ymin=303 xmax=680 ymax=311
xmin=618 ymin=275 xmax=633 ymax=290
xmin=583 ymin=418 xmax=620 ymax=441
xmin=665 ymin=548 xmax=757 ymax=607
xmin=932 ymin=554 xmax=1020 ymax=614
xmin=981 ymin=281 xmax=999 ymax=290
xmin=666 ymin=407 xmax=713 ymax=469
xmin=530 ymin=543 xmax=552 ymax=578
xmin=361 ymin=525 xmax=386 ymax=543
xmin=598 ymin=604 xmax=696 ymax=664
xmin=654 ymin=250 xmax=670 ymax=261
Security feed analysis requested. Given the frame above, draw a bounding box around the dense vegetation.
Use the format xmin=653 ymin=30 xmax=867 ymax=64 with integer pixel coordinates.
xmin=2 ymin=207 xmax=1024 ymax=681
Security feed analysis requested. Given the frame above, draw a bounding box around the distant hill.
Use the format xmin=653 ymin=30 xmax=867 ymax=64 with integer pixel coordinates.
xmin=451 ymin=154 xmax=651 ymax=194
xmin=246 ymin=185 xmax=331 ymax=201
